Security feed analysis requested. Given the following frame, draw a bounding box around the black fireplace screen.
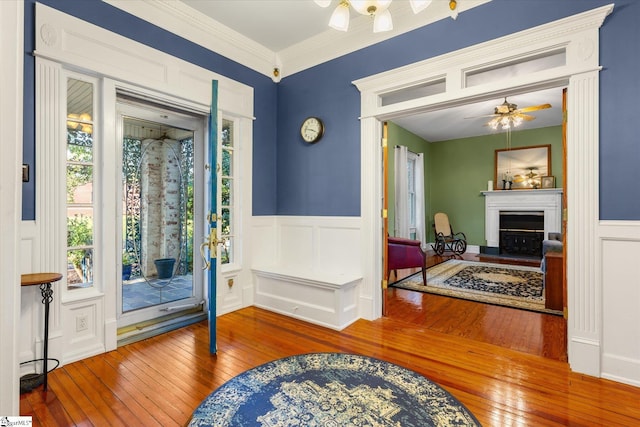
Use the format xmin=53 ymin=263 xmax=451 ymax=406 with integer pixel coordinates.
xmin=499 ymin=211 xmax=544 ymax=257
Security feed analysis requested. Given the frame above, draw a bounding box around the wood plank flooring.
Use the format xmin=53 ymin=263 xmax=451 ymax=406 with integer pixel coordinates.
xmin=20 ymin=253 xmax=640 ymax=425
xmin=387 ymin=251 xmax=567 ymax=360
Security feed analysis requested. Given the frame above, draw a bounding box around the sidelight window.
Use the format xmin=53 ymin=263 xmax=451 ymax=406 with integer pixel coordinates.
xmin=220 ymin=118 xmax=235 ymax=265
xmin=66 ymin=77 xmax=96 ymax=289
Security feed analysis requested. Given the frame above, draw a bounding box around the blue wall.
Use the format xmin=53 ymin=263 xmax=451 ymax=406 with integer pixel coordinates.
xmin=22 ymin=0 xmax=278 ymax=219
xmin=22 ymin=0 xmax=640 ymax=220
xmin=276 ymin=0 xmax=640 ymax=219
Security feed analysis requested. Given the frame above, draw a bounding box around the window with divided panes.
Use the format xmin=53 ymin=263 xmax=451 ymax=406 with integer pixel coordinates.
xmin=66 ymin=77 xmax=96 ymax=288
xmin=220 ymin=119 xmax=235 ymax=264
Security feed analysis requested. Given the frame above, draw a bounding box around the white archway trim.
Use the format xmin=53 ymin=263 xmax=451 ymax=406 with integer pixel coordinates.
xmin=354 ymin=4 xmax=613 ymax=378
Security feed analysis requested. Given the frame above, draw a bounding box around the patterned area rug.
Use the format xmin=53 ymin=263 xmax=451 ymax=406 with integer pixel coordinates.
xmin=188 ymin=352 xmax=480 ymax=426
xmin=391 ymin=259 xmax=561 ymax=315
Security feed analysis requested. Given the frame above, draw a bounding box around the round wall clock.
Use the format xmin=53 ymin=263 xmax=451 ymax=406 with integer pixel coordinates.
xmin=300 ymin=117 xmax=324 ymax=143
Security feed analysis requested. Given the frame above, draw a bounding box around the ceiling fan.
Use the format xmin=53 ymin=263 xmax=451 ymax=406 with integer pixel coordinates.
xmin=468 ymin=97 xmax=552 ymax=130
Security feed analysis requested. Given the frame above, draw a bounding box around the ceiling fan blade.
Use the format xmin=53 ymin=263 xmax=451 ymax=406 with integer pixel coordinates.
xmin=514 ymin=113 xmax=536 ymax=122
xmin=515 ymin=103 xmax=551 ymax=113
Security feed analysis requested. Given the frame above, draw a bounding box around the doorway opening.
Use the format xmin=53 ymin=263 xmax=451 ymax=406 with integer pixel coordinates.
xmin=383 ymin=85 xmax=568 ymax=360
xmin=116 ymin=99 xmax=207 ymax=342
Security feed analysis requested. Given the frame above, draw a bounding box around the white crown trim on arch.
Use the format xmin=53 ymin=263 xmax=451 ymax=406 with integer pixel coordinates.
xmin=354 ymin=4 xmax=613 ymax=379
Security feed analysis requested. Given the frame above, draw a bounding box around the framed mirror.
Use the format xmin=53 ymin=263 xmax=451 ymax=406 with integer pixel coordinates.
xmin=494 ymin=144 xmax=551 ymax=190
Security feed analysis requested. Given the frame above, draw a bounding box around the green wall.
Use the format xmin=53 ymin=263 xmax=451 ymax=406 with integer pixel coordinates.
xmin=388 ymin=124 xmax=563 ymax=246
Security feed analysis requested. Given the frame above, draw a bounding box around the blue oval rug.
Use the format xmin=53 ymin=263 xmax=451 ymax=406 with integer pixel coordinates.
xmin=188 ymin=352 xmax=480 ymax=426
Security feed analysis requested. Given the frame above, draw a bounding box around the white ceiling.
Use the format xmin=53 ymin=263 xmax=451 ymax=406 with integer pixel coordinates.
xmin=393 ymin=87 xmax=564 ymax=142
xmin=177 ymin=1 xmax=563 ymax=142
xmin=181 ymin=0 xmax=335 ymax=52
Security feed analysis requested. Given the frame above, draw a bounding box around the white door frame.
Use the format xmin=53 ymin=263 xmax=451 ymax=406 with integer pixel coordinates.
xmin=354 ymin=5 xmax=613 ymax=378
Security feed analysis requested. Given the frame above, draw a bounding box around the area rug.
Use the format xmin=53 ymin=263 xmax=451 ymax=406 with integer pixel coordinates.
xmin=391 ymin=259 xmax=561 ymax=315
xmin=188 ymin=352 xmax=480 ymax=426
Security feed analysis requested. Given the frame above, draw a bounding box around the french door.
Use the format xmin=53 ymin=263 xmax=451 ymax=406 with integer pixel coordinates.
xmin=116 ymin=99 xmax=206 ymax=328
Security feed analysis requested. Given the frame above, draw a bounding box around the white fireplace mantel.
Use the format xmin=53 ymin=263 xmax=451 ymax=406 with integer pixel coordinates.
xmin=481 ymin=189 xmax=563 ymax=248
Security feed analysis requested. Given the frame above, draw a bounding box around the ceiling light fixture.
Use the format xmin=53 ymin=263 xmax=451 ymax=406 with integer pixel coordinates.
xmin=315 ymin=0 xmax=452 ymax=33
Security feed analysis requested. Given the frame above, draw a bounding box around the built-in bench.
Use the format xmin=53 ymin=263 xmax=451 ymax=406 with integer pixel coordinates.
xmin=252 ymin=267 xmax=362 ymax=330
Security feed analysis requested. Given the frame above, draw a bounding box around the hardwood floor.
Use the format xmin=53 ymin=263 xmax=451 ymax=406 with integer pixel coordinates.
xmin=20 ymin=253 xmax=639 ymax=425
xmin=387 ymin=251 xmax=567 ymax=360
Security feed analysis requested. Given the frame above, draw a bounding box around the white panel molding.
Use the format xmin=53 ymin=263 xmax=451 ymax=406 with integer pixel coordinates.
xmin=63 ymin=300 xmax=105 ymax=364
xmin=249 ymin=217 xmax=278 ymax=267
xmin=274 ymin=216 xmax=363 ymax=277
xmin=20 ymin=221 xmax=37 ymax=273
xmin=354 ymin=5 xmax=613 ymax=380
xmin=354 ymin=5 xmax=613 ymax=120
xmin=104 ymin=0 xmax=277 ymax=80
xmin=35 ymin=3 xmax=254 ymax=119
xmin=598 ymin=220 xmax=640 ymax=239
xmin=566 ymin=69 xmax=600 ymax=377
xmin=360 ymin=117 xmax=383 ymax=321
xmin=19 ymin=222 xmax=38 ymax=374
xmin=218 ymin=272 xmax=243 ymax=315
xmin=599 ymin=223 xmax=640 ymax=386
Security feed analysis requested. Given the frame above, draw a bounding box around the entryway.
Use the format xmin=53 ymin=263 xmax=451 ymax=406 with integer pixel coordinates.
xmin=116 ymin=98 xmax=207 ymax=339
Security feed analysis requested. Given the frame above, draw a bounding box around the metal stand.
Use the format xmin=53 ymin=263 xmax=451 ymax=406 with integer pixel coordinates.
xmin=20 ymin=273 xmax=62 ymax=392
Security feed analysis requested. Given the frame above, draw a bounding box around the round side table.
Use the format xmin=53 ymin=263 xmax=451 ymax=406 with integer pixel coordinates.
xmin=21 ymin=272 xmax=62 ymax=392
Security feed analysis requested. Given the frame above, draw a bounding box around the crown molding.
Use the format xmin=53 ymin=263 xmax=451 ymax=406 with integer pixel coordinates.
xmin=104 ymin=0 xmax=278 ymax=80
xmin=278 ymin=0 xmax=491 ymax=78
xmin=104 ymin=0 xmax=491 ymax=82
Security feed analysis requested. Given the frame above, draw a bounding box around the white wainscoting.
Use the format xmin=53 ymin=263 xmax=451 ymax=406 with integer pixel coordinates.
xmin=251 ymin=216 xmax=363 ymax=330
xmin=19 ymin=219 xmax=106 ymax=371
xmin=599 ymin=221 xmax=640 ymax=387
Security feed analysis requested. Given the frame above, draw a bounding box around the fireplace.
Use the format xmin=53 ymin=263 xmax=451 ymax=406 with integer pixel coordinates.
xmin=481 ymin=189 xmax=562 ymax=255
xmin=499 ymin=211 xmax=544 ymax=257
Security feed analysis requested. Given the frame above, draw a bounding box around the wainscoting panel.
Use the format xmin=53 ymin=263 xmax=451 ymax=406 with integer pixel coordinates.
xmin=276 ymin=216 xmax=362 ymax=276
xmin=251 ymin=216 xmax=363 ymax=329
xmin=250 ymin=216 xmax=278 ymax=267
xmin=600 ymin=222 xmax=640 ymax=387
xmin=279 ymin=223 xmax=315 ymax=271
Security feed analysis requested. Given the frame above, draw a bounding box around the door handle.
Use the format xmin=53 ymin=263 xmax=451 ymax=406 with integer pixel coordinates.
xmin=200 ymin=230 xmax=219 ymax=270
